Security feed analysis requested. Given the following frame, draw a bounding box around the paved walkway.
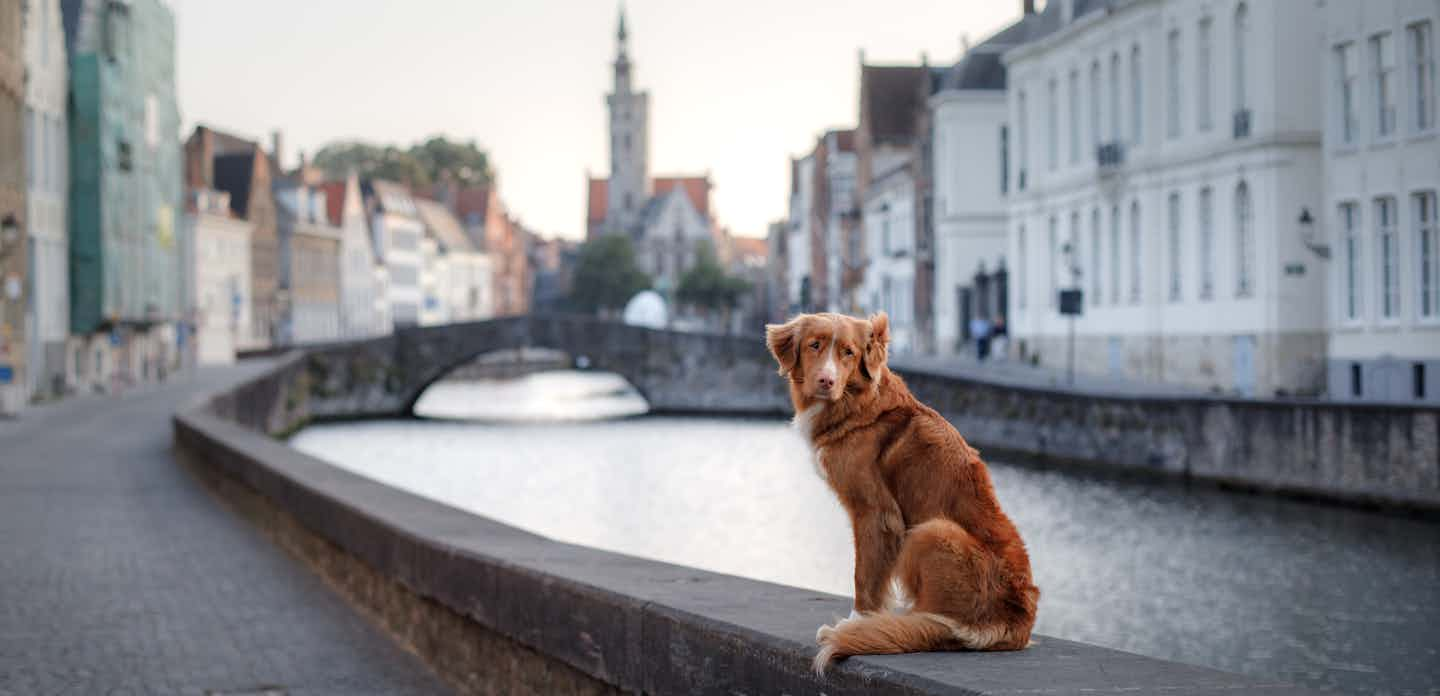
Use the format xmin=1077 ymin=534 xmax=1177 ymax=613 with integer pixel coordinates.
xmin=0 ymin=363 xmax=447 ymax=695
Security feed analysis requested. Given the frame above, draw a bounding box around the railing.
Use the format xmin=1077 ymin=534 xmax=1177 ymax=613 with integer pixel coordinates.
xmin=1232 ymin=109 xmax=1252 ymax=139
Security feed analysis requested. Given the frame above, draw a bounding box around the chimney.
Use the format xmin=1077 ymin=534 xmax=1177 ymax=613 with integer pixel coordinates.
xmin=271 ymin=130 xmax=285 ymax=171
xmin=1023 ymin=0 xmax=1035 ymax=15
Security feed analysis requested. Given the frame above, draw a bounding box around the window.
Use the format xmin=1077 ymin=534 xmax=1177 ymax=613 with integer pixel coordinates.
xmin=1351 ymin=363 xmax=1363 ymax=397
xmin=1130 ymin=45 xmax=1143 ymax=145
xmin=1091 ymin=208 xmax=1103 ymax=302
xmin=1372 ymin=32 xmax=1397 ymax=137
xmin=1419 ymin=192 xmax=1438 ymax=317
xmin=1416 ymin=364 xmax=1427 ymax=400
xmin=24 ymin=108 xmax=35 ymax=188
xmin=1198 ymin=18 xmax=1213 ymax=132
xmin=1234 ymin=3 xmax=1249 ymax=111
xmin=1236 ymin=182 xmax=1254 ymax=297
xmin=1110 ymin=205 xmax=1121 ymax=304
xmin=1047 ymin=78 xmax=1058 ymax=171
xmin=1168 ymin=192 xmax=1183 ymax=301
xmin=117 ymin=140 xmax=133 ymax=172
xmin=1130 ymin=201 xmax=1142 ymax=302
xmin=1069 ymin=70 xmax=1081 ymax=163
xmin=1018 ymin=89 xmax=1029 ymax=184
xmin=1090 ymin=60 xmax=1102 ymax=150
xmin=1199 ymin=187 xmax=1214 ymax=299
xmin=1341 ymin=202 xmax=1362 ymax=320
xmin=1168 ymin=30 xmax=1182 ymax=138
xmin=1336 ymin=43 xmax=1359 ymax=143
xmin=1377 ymin=196 xmax=1399 ymax=318
xmin=1048 ymin=216 xmax=1059 ymax=307
xmin=1000 ymin=125 xmax=1010 ymax=194
xmin=1110 ymin=53 xmax=1122 ymax=141
xmin=1410 ymin=22 xmax=1435 ymax=132
xmin=1018 ymin=225 xmax=1028 ymax=309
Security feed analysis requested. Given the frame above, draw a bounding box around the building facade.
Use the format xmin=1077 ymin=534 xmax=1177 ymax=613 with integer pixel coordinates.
xmin=65 ymin=0 xmax=184 ymax=391
xmin=364 ymin=179 xmax=424 ymax=327
xmin=23 ymin=0 xmax=69 ymax=400
xmin=1 ymin=0 xmax=26 ymax=412
xmin=323 ymin=173 xmax=387 ymax=339
xmin=1004 ymin=0 xmax=1327 ymax=397
xmin=275 ymin=179 xmax=341 ymax=344
xmin=415 ymin=196 xmax=492 ymax=324
xmin=1321 ymin=0 xmax=1440 ymax=403
xmin=930 ymin=18 xmax=1030 ymax=356
xmin=181 ymin=188 xmax=251 ymax=365
xmin=860 ymin=161 xmax=919 ymax=353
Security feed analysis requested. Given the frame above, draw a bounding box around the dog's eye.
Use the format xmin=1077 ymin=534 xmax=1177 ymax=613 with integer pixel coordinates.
xmin=844 ymin=348 xmax=855 ymax=358
xmin=809 ymin=341 xmax=821 ymax=350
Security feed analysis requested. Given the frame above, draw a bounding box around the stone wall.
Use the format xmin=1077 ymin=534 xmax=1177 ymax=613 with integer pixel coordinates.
xmin=173 ymin=347 xmax=1319 ymax=695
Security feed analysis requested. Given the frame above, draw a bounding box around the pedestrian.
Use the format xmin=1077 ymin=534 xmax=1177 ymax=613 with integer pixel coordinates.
xmin=991 ymin=316 xmax=1009 ymax=361
xmin=973 ymin=315 xmax=992 ymax=362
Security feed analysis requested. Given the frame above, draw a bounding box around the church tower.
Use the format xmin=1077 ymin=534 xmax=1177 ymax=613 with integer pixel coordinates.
xmin=605 ymin=6 xmax=649 ymax=236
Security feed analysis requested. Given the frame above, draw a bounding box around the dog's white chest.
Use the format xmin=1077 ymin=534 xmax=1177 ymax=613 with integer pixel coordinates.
xmin=792 ymin=403 xmax=828 ymax=481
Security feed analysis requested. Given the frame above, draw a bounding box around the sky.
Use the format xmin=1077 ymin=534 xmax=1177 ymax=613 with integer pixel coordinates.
xmin=174 ymin=1 xmax=1022 ymax=241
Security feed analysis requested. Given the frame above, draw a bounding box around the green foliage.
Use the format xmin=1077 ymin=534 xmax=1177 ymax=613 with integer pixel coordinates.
xmin=569 ymin=235 xmax=652 ymax=314
xmin=312 ymin=135 xmax=494 ymax=188
xmin=676 ymin=243 xmax=752 ymax=312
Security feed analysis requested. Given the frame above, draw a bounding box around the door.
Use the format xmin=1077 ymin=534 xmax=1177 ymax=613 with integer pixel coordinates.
xmin=1232 ymin=335 xmax=1256 ymax=397
xmin=958 ymin=286 xmax=973 ymax=346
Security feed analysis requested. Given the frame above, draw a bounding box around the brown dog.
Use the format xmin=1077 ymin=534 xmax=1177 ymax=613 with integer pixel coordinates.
xmin=765 ymin=311 xmax=1038 ymax=674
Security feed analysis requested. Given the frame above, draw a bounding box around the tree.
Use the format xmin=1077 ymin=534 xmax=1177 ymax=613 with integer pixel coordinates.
xmin=312 ymin=135 xmax=493 ymax=188
xmin=569 ymin=235 xmax=652 ymax=315
xmin=676 ymin=243 xmax=752 ymax=317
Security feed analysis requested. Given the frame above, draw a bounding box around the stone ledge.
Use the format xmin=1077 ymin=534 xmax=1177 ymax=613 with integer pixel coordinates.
xmin=172 ymin=356 xmax=1318 ymax=695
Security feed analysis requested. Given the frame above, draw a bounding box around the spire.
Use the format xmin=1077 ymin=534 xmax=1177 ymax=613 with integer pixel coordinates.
xmin=613 ymin=3 xmax=632 ymax=87
xmin=617 ymin=4 xmax=628 ymax=46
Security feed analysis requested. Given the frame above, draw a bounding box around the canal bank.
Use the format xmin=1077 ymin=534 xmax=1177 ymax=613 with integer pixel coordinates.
xmin=176 ymin=344 xmax=1333 ymax=695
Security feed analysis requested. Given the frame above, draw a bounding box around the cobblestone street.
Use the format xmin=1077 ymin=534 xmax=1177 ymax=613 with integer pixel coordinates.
xmin=0 ymin=363 xmax=447 ymax=696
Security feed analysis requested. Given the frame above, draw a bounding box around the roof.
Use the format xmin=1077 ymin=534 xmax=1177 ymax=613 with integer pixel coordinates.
xmin=319 ymin=181 xmax=347 ymax=226
xmin=414 ymin=198 xmax=475 ymax=253
xmin=653 ymin=176 xmax=711 ymax=219
xmin=212 ymin=153 xmax=257 ymax=219
xmin=861 ymin=65 xmax=928 ymax=143
xmin=831 ymin=130 xmax=856 ymax=153
xmin=587 ymin=178 xmax=608 ymax=225
xmin=937 ymin=0 xmax=1111 ymax=92
xmin=453 ymin=186 xmax=493 ymax=226
xmin=364 ymin=179 xmax=417 ymax=217
xmin=729 ymin=235 xmax=767 ymax=260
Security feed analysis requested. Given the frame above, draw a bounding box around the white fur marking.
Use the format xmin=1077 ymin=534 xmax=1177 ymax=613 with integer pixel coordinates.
xmin=791 ymin=402 xmax=824 ymax=440
xmin=818 ymin=344 xmax=838 ymax=386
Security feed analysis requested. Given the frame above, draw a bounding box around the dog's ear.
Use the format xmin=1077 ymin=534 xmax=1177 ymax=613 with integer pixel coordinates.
xmin=766 ymin=317 xmax=803 ymax=377
xmin=860 ymin=312 xmax=890 ymax=382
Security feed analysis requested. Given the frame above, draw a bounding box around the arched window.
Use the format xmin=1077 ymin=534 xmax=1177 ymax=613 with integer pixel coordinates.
xmin=1090 ymin=60 xmax=1103 ymax=149
xmin=1234 ymin=3 xmax=1249 ymax=112
xmin=1235 ymin=181 xmax=1254 ymax=297
xmin=1130 ymin=45 xmax=1143 ymax=145
xmin=1110 ymin=53 xmax=1122 ymax=141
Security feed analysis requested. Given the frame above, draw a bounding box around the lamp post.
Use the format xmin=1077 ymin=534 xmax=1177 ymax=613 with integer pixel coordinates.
xmin=1299 ymin=207 xmax=1330 ymax=260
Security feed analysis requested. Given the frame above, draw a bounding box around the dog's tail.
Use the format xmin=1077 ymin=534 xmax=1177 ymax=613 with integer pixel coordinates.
xmin=813 ymin=612 xmax=1010 ymax=675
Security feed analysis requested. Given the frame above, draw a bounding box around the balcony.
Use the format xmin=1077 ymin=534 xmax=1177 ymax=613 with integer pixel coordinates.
xmin=1096 ymin=142 xmax=1125 ymax=169
xmin=1232 ymin=109 xmax=1252 ymax=139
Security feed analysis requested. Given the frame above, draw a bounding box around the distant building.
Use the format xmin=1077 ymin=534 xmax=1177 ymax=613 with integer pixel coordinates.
xmin=415 ymin=197 xmax=492 ymax=323
xmin=1321 ymin=0 xmax=1440 ymax=403
xmin=180 ymin=188 xmax=251 ymax=365
xmin=1 ymin=0 xmax=26 ymax=412
xmin=585 ymin=8 xmax=718 ymax=301
xmin=439 ymin=184 xmax=528 ymax=316
xmin=856 ymin=62 xmax=931 ymax=353
xmin=726 ymin=234 xmax=770 ymax=334
xmin=765 ymin=219 xmax=789 ymax=323
xmin=274 ymin=177 xmax=341 ymax=344
xmin=529 ymin=235 xmax=578 ymax=313
xmin=786 ymin=154 xmax=815 ymax=313
xmin=64 ymin=0 xmax=184 ymax=390
xmin=930 ymin=17 xmax=1029 ymax=356
xmin=363 ymin=180 xmax=425 ymax=327
xmin=1004 ymin=0 xmax=1327 ymax=397
xmin=186 ymin=126 xmax=279 ymax=350
xmin=321 ymin=174 xmax=388 ymax=339
xmin=22 ymin=0 xmax=69 ymax=400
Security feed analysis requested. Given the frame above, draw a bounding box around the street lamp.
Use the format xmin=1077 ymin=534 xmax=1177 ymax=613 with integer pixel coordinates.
xmin=0 ymin=214 xmax=18 ymax=258
xmin=1298 ymin=207 xmax=1330 ymax=260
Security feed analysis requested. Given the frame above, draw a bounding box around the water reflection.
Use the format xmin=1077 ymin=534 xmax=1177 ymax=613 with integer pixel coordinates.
xmin=292 ymin=372 xmax=1440 ymax=695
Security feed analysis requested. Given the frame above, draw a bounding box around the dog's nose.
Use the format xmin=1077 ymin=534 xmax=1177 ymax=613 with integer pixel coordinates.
xmin=816 ymin=374 xmax=835 ymax=391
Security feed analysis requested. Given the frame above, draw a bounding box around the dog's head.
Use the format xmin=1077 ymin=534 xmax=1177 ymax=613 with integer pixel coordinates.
xmin=765 ymin=312 xmax=891 ymax=403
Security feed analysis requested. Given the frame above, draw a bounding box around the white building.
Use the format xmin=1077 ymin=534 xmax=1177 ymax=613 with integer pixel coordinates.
xmin=1004 ymin=0 xmax=1327 ymax=397
xmin=275 ymin=181 xmax=341 ymax=344
xmin=1321 ymin=0 xmax=1440 ymax=404
xmin=635 ymin=186 xmax=711 ymax=293
xmin=364 ymin=180 xmax=424 ymax=327
xmin=415 ymin=197 xmax=493 ymax=324
xmin=181 ymin=188 xmax=251 ymax=365
xmin=860 ymin=162 xmax=918 ymax=353
xmin=326 ymin=173 xmax=387 ymax=339
xmin=785 ymin=153 xmax=815 ymax=312
xmin=22 ymin=0 xmax=69 ymax=397
xmin=931 ymin=20 xmax=1028 ymax=356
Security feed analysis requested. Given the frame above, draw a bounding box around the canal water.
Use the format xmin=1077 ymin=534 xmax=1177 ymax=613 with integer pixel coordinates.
xmin=290 ymin=371 xmax=1440 ymax=695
